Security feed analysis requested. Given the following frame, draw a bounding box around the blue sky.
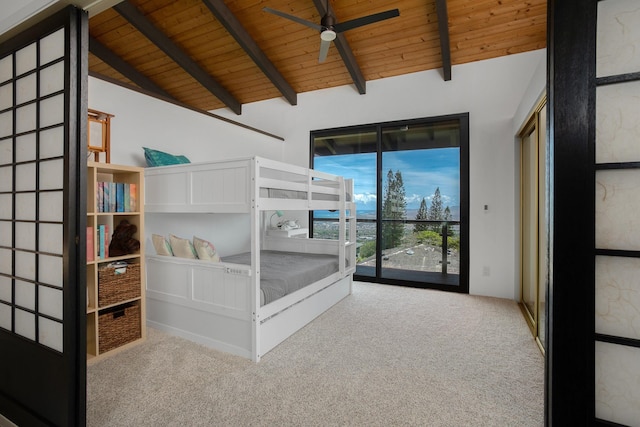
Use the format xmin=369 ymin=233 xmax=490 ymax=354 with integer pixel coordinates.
xmin=315 ymin=148 xmax=460 ymax=213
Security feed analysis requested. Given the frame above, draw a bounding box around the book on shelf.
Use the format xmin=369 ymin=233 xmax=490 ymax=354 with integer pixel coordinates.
xmin=86 ymin=226 xmax=94 ymax=262
xmin=97 ymin=182 xmax=104 ymax=213
xmin=98 ymin=225 xmax=105 ymax=259
xmin=116 ymin=182 xmax=125 ymax=212
xmin=109 ymin=182 xmax=116 ymax=212
xmin=124 ymin=183 xmax=131 ymax=212
xmin=105 ymin=224 xmax=109 ymax=259
xmin=102 ymin=182 xmax=109 ymax=212
xmin=96 ymin=224 xmax=111 ymax=259
xmin=130 ymin=183 xmax=137 ymax=212
xmin=97 ymin=181 xmax=137 ymax=212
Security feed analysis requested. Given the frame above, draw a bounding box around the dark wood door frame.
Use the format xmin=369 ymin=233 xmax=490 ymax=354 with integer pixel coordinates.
xmin=546 ymin=0 xmax=596 ymax=424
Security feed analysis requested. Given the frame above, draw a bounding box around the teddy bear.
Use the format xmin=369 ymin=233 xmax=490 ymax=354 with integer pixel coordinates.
xmin=109 ymin=219 xmax=140 ymax=257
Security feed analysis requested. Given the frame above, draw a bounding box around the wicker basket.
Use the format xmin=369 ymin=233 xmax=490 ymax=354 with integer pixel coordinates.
xmin=98 ymin=301 xmax=141 ymax=353
xmin=98 ymin=262 xmax=141 ymax=307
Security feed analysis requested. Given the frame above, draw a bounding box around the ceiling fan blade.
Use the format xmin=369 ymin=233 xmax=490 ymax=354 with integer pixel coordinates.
xmin=333 ymin=9 xmax=400 ymax=33
xmin=318 ymin=39 xmax=331 ymax=62
xmin=263 ymin=7 xmax=323 ymax=31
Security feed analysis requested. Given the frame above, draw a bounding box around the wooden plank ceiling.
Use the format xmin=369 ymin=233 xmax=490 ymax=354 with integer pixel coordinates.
xmin=89 ymin=0 xmax=546 ymax=115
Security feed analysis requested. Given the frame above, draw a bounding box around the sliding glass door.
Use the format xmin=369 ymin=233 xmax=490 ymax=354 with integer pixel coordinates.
xmin=311 ymin=114 xmax=468 ymax=292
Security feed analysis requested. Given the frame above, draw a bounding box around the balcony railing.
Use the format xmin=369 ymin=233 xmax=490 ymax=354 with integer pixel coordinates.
xmin=312 ymin=217 xmax=460 ymax=275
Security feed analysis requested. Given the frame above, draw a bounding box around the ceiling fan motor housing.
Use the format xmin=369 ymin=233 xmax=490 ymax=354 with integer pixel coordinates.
xmin=320 ymin=12 xmax=337 ymax=41
xmin=321 ymin=13 xmax=336 ymax=32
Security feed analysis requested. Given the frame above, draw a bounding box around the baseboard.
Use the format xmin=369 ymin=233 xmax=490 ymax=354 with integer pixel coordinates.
xmin=146 ymin=320 xmax=252 ymax=360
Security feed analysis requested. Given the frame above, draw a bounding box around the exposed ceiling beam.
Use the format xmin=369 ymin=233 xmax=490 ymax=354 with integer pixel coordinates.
xmin=312 ymin=0 xmax=366 ymax=95
xmin=113 ymin=0 xmax=242 ymax=115
xmin=201 ymin=0 xmax=297 ymax=106
xmin=435 ymin=0 xmax=452 ymax=81
xmin=89 ymin=36 xmax=173 ymax=99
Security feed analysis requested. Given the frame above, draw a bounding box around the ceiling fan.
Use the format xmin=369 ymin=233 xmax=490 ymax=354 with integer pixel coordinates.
xmin=264 ymin=1 xmax=400 ymax=62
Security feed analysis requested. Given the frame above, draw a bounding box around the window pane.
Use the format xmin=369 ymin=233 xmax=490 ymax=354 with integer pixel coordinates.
xmin=380 ymin=122 xmax=460 ymax=285
xmin=312 ymin=117 xmax=465 ymax=288
xmin=314 ymin=151 xmax=377 ymax=278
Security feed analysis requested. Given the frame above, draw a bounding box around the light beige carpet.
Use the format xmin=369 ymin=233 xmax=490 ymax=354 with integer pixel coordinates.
xmin=88 ymin=282 xmax=544 ymax=426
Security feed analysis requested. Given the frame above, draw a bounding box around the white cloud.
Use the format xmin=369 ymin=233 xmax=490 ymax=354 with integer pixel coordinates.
xmin=354 ymin=193 xmax=377 ymax=204
xmin=405 ymin=193 xmax=425 ymax=204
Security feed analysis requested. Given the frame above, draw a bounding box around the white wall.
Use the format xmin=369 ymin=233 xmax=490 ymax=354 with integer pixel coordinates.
xmin=88 ymin=78 xmax=284 ymax=166
xmin=89 ymin=48 xmax=547 ymax=299
xmin=513 ymin=53 xmax=547 ymax=134
xmin=0 ymin=0 xmax=56 ymax=35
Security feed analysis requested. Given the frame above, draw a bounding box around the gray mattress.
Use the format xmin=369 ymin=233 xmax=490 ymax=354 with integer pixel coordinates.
xmin=221 ymin=250 xmax=339 ymax=305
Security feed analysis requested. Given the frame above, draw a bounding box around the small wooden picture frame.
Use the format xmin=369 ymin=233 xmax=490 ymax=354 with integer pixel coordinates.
xmin=88 ymin=109 xmax=114 ymax=163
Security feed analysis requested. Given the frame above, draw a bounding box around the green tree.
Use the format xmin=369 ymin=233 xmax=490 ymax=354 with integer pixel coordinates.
xmin=427 ymin=187 xmax=443 ymax=231
xmin=443 ymin=205 xmax=453 ymax=236
xmin=382 ymin=169 xmax=406 ymax=249
xmin=415 ymin=230 xmax=442 ymax=247
xmin=357 ymin=241 xmax=377 ymax=261
xmin=443 ymin=206 xmax=451 ymax=222
xmin=414 ymin=197 xmax=429 ymax=233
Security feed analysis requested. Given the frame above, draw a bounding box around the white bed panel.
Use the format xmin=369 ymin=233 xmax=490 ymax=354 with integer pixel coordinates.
xmin=145 ymin=170 xmax=189 ymax=208
xmin=190 ymin=165 xmax=248 ymax=209
xmin=146 ymin=256 xmax=252 ymax=319
xmin=147 ymin=298 xmax=252 ymax=359
xmin=146 ymin=257 xmax=191 ymax=299
xmin=145 ymin=159 xmax=251 ymax=213
xmin=192 ymin=265 xmax=250 ymax=312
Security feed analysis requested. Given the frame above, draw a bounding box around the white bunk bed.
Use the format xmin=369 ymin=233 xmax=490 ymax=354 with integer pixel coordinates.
xmin=144 ymin=156 xmax=356 ymax=361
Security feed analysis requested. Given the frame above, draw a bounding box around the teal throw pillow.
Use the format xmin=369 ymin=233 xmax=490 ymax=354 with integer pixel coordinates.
xmin=143 ymin=147 xmax=191 ymax=167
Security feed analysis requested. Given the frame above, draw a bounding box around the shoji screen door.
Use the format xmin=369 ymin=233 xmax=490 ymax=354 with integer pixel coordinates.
xmin=594 ymin=1 xmax=640 ymax=425
xmin=549 ymin=0 xmax=640 ymax=425
xmin=0 ymin=6 xmax=87 ymax=426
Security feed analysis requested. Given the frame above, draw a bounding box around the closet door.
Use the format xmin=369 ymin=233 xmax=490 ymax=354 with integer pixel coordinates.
xmin=519 ymin=98 xmax=547 ymax=351
xmin=536 ymin=103 xmax=547 ymax=349
xmin=0 ymin=7 xmax=87 ymax=426
xmin=520 ymin=121 xmax=538 ymax=331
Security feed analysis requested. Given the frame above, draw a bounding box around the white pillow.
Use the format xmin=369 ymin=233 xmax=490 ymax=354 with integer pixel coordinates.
xmin=152 ymin=234 xmax=173 ymax=256
xmin=193 ymin=236 xmax=220 ymax=262
xmin=169 ymin=234 xmax=198 ymax=259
